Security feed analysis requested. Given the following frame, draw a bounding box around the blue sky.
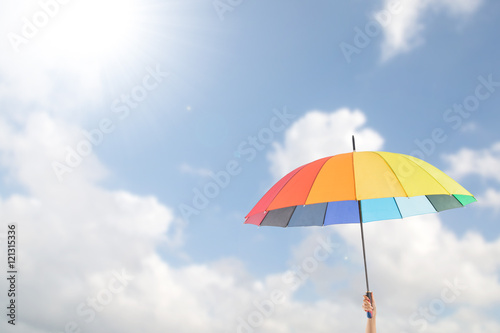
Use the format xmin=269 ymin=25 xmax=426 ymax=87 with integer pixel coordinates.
xmin=0 ymin=0 xmax=500 ymax=332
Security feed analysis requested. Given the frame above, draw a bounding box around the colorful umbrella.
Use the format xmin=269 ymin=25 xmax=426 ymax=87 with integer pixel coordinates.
xmin=244 ymin=137 xmax=476 ymax=317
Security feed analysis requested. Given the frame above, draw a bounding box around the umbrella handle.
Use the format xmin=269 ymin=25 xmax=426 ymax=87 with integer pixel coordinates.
xmin=366 ymin=291 xmax=373 ymax=319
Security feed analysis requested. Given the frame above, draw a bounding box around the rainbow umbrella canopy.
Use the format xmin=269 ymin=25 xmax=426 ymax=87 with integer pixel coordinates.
xmin=245 ymin=148 xmax=476 ymax=227
xmin=244 ymin=137 xmax=476 ymax=317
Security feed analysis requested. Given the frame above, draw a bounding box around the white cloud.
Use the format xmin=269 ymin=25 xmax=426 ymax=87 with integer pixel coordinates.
xmin=179 ymin=163 xmax=214 ymax=178
xmin=0 ymin=113 xmax=109 ymax=193
xmin=475 ymin=188 xmax=500 ymax=212
xmin=279 ymin=213 xmax=500 ymax=333
xmin=442 ymin=142 xmax=500 ymax=212
xmin=0 ymin=113 xmax=181 ymax=332
xmin=1 ymin=112 xmax=499 ymax=333
xmin=443 ymin=142 xmax=500 ymax=182
xmin=267 ymin=108 xmax=384 ymax=179
xmin=0 ymin=112 xmax=357 ymax=333
xmin=337 ymin=216 xmax=500 ymax=306
xmin=376 ymin=0 xmax=483 ymax=61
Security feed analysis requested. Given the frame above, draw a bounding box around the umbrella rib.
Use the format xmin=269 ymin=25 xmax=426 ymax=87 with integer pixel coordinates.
xmin=283 ymin=206 xmax=297 ymax=227
xmin=372 ymin=151 xmax=410 ymax=198
xmin=352 ymin=152 xmax=359 ymax=201
xmin=256 ymin=164 xmax=307 ymax=215
xmin=401 ymin=155 xmax=452 ymax=195
xmin=321 ymin=201 xmax=329 ymax=226
xmin=267 ymin=157 xmax=331 ymax=211
xmin=303 ymin=156 xmax=333 ymax=205
xmin=392 ymin=197 xmax=404 ymax=219
xmin=424 ymin=195 xmax=439 ymax=212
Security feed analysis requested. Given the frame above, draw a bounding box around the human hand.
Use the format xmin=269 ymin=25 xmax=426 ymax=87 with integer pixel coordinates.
xmin=363 ymin=292 xmax=376 ymax=318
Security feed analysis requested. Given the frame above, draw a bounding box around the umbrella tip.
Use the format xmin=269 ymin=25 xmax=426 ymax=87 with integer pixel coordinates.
xmin=352 ymin=135 xmax=356 ymax=152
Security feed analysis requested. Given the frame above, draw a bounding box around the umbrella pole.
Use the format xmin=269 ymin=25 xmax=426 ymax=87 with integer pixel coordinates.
xmin=352 ymin=135 xmax=373 ymax=318
xmin=353 ymin=135 xmax=370 ymax=291
xmin=358 ymin=200 xmax=374 ymax=319
xmin=358 ymin=201 xmax=370 ymax=292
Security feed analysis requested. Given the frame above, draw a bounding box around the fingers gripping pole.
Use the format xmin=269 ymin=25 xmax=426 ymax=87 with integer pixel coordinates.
xmin=366 ymin=292 xmax=373 ymax=319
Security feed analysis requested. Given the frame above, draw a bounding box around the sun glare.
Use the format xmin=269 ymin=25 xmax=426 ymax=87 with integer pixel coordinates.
xmin=38 ymin=0 xmax=141 ymax=65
